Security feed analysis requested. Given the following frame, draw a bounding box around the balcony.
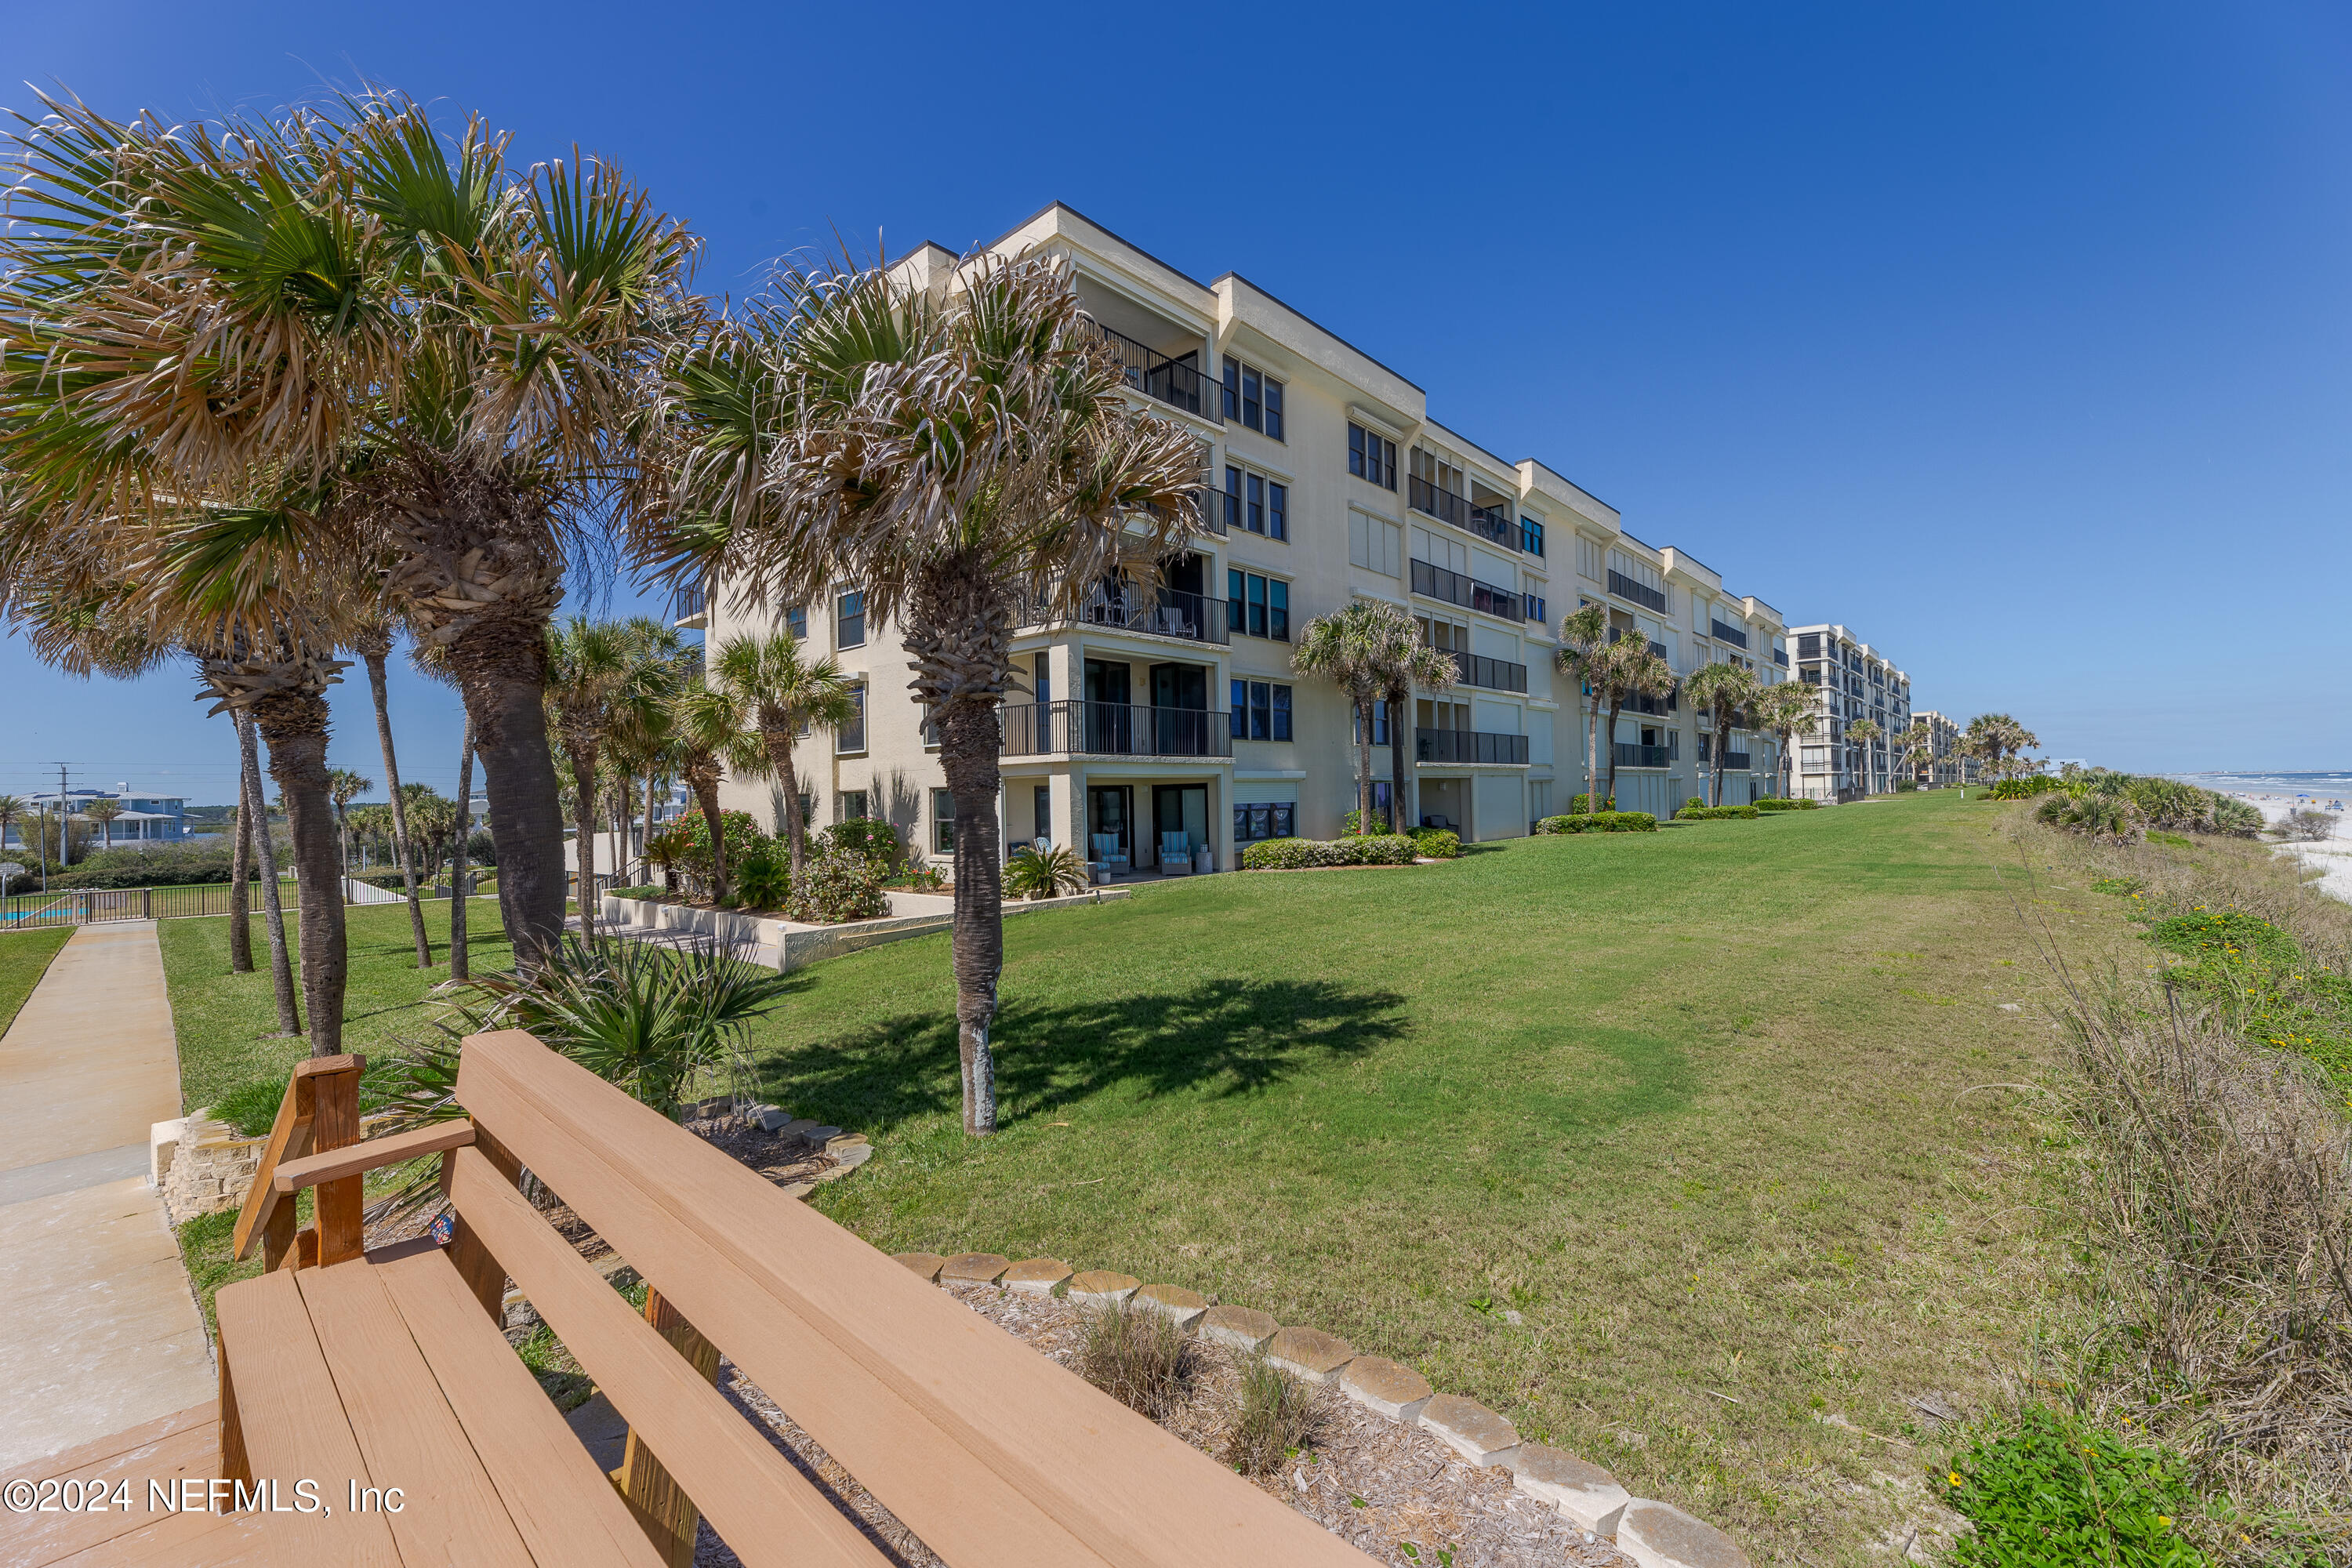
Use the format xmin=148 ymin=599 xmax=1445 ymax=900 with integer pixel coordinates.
xmin=1438 ymin=648 xmax=1528 ymax=693
xmin=1720 ymin=750 xmax=1751 ymax=770
xmin=1709 ymin=619 xmax=1749 ymax=649
xmin=1773 ymin=648 xmax=1789 ymax=667
xmin=1087 ymin=321 xmax=1221 ymax=424
xmin=1410 ymin=558 xmax=1525 ymax=621
xmin=1004 ymin=700 xmax=1233 ymax=759
xmin=1019 ymin=583 xmax=1229 ymax=645
xmin=1407 ymin=474 xmax=1516 ymax=549
xmin=671 ymin=579 xmax=708 ymax=630
xmin=1617 ymin=687 xmax=1678 ymax=717
xmin=1613 ymin=741 xmax=1676 ymax=768
xmin=1606 ymin=569 xmax=1669 ymax=614
xmin=1416 ymin=728 xmax=1529 ymax=764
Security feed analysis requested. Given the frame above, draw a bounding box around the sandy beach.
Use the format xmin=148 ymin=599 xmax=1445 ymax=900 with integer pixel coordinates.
xmin=2220 ymin=789 xmax=2352 ymax=906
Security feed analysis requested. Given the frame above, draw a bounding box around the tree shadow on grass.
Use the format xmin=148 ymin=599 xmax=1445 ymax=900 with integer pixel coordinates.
xmin=762 ymin=977 xmax=1410 ymax=1135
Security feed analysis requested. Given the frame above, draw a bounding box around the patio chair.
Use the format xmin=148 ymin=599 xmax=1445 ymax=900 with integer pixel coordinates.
xmin=1159 ymin=830 xmax=1193 ymax=874
xmin=1089 ymin=833 xmax=1129 ymax=880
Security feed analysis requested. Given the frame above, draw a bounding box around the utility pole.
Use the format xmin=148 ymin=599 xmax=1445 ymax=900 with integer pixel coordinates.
xmin=56 ymin=764 xmax=71 ymax=873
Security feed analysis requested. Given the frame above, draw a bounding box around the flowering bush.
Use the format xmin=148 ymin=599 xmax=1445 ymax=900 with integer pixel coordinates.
xmin=784 ymin=845 xmax=890 ymax=924
xmin=822 ymin=817 xmax=903 ymax=870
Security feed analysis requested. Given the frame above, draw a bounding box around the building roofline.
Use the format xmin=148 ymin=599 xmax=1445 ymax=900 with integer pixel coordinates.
xmin=1211 ymin=270 xmax=1425 ymax=396
xmin=990 ymin=201 xmax=1214 ymax=296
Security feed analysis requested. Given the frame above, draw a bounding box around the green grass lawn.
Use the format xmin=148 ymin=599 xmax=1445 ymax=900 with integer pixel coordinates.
xmin=148 ymin=793 xmax=2100 ymax=1562
xmin=742 ymin=790 xmax=2100 ymax=1562
xmin=0 ymin=926 xmax=74 ymax=1033
xmin=158 ymin=898 xmax=514 ymax=1113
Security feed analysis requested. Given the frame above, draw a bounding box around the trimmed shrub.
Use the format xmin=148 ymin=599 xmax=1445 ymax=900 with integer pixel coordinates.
xmin=1675 ymin=804 xmax=1760 ymax=821
xmin=784 ymin=845 xmax=889 ymax=924
xmin=1753 ymin=797 xmax=1821 ymax=812
xmin=1683 ymin=795 xmax=1706 ymax=811
xmin=605 ymin=885 xmax=665 ymax=902
xmin=1894 ymin=778 xmax=1919 ymax=792
xmin=1240 ymin=834 xmax=1417 ymax=869
xmin=1408 ymin=827 xmax=1461 ymax=859
xmin=1537 ymin=811 xmax=1659 ymax=834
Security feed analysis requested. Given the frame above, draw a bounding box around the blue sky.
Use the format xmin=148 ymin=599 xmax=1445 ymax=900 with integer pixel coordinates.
xmin=4 ymin=1 xmax=2347 ymax=801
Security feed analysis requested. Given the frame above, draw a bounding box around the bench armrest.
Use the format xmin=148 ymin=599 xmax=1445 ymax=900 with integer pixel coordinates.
xmin=274 ymin=1120 xmax=477 ymax=1196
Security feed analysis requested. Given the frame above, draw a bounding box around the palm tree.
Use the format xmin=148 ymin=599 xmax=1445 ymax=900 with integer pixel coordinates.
xmin=0 ymin=796 xmax=23 ymax=877
xmin=1553 ymin=606 xmax=1613 ymax=811
xmin=1291 ymin=604 xmax=1387 ymax=831
xmin=83 ymin=797 xmax=122 ymax=851
xmin=1895 ymin=718 xmax=1937 ymax=787
xmin=350 ymin=622 xmax=433 ymax=968
xmin=640 ymin=248 xmax=1203 ymax=1136
xmin=711 ymin=630 xmax=858 ymax=880
xmin=605 ymin=619 xmax=689 ymax=884
xmin=1753 ymin=681 xmax=1819 ymax=800
xmin=234 ymin=709 xmax=303 ymax=1037
xmin=1843 ymin=718 xmax=1881 ymax=795
xmin=666 ymin=674 xmax=768 ymax=905
xmin=1965 ymin=713 xmax=2039 ymax=782
xmin=1363 ymin=604 xmax=1457 ymax=833
xmin=544 ymin=618 xmax=632 ymax=938
xmin=0 ymin=90 xmax=697 ymax=972
xmin=1596 ymin=635 xmax=1675 ymax=811
xmin=1682 ymin=660 xmax=1761 ymax=808
xmin=327 ymin=769 xmax=373 ymax=882
xmin=449 ymin=717 xmax=477 ymax=980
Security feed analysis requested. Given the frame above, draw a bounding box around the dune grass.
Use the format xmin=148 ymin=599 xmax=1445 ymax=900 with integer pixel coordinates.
xmin=742 ymin=791 xmax=2115 ymax=1561
xmin=0 ymin=926 xmax=74 ymax=1035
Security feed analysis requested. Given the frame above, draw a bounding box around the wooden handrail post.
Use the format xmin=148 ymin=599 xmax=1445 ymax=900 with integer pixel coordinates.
xmin=310 ymin=1054 xmax=366 ymax=1266
xmin=614 ymin=1286 xmax=721 ymax=1568
xmin=232 ymin=1054 xmax=361 ymax=1265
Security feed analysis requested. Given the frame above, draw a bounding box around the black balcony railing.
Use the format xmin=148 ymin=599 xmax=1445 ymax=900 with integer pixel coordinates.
xmin=1088 ymin=321 xmax=1221 ymax=423
xmin=1003 ymin=700 xmax=1233 ymax=759
xmin=1410 ymin=558 xmax=1525 ymax=620
xmin=1773 ymin=648 xmax=1789 ymax=667
xmin=1613 ymin=741 xmax=1676 ymax=768
xmin=1617 ymin=686 xmax=1678 ymax=716
xmin=1438 ymin=648 xmax=1529 ymax=693
xmin=1709 ymin=619 xmax=1749 ymax=648
xmin=672 ymin=579 xmax=708 ymax=622
xmin=1722 ymin=750 xmax=1752 ymax=770
xmin=1407 ymin=474 xmax=1516 ymax=548
xmin=1018 ymin=583 xmax=1229 ymax=644
xmin=1416 ymin=728 xmax=1529 ymax=764
xmin=1606 ymin=569 xmax=1669 ymax=614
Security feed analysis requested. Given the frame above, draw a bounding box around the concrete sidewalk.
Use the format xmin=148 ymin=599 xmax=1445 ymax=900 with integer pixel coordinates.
xmin=0 ymin=923 xmax=214 ymax=1472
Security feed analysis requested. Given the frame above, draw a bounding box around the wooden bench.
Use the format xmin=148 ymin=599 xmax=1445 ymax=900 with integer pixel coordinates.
xmin=38 ymin=1029 xmax=1374 ymax=1566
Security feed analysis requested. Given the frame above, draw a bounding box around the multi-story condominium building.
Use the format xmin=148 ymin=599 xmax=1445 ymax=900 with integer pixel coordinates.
xmin=1911 ymin=710 xmax=1972 ymax=787
xmin=1787 ymin=626 xmax=1912 ymax=801
xmin=702 ymin=205 xmax=1791 ymax=869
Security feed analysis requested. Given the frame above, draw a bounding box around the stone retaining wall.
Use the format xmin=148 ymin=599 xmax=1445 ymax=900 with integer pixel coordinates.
xmin=894 ymin=1247 xmax=1752 ymax=1568
xmin=150 ymin=1114 xmax=265 ymax=1225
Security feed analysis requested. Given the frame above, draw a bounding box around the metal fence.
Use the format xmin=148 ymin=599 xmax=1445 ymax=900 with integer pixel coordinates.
xmin=0 ymin=880 xmax=302 ymax=930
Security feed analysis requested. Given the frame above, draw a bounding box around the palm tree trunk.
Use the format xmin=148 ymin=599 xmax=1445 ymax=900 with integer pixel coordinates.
xmin=228 ymin=793 xmax=254 ymax=974
xmin=1601 ymin=696 xmax=1624 ymax=810
xmin=236 ymin=711 xmax=300 ymax=1036
xmin=253 ymin=693 xmax=348 ymax=1057
xmin=365 ymin=651 xmax=434 ymax=971
xmin=938 ymin=701 xmax=1004 ymax=1136
xmin=1587 ymin=695 xmax=1602 ymax=812
xmin=768 ymin=728 xmax=807 ymax=878
xmin=1386 ymin=684 xmax=1410 ymax=835
xmin=1355 ymin=695 xmax=1374 ymax=833
xmin=571 ymin=747 xmax=600 ymax=940
xmin=691 ymin=775 xmax=729 ymax=902
xmin=459 ymin=657 xmax=568 ymax=972
xmin=642 ymin=773 xmax=659 ymax=883
xmin=450 ymin=717 xmax=474 ymax=982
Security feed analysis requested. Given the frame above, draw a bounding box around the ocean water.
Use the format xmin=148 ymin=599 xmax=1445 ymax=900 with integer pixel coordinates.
xmin=2166 ymin=771 xmax=2352 ymax=797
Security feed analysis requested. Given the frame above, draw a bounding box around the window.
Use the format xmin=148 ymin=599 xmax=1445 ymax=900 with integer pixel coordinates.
xmin=835 ymin=590 xmax=866 ymax=649
xmin=837 ymin=789 xmax=869 ymax=822
xmin=1520 ymin=516 xmax=1545 ymax=557
xmin=1033 ymin=653 xmax=1051 ymax=706
xmin=1348 ymin=509 xmax=1401 ymax=576
xmin=1227 ymin=569 xmax=1290 ymax=641
xmin=1230 ymin=680 xmax=1294 ymax=741
xmin=1354 ymin=699 xmax=1392 ymax=746
xmin=1577 ymin=536 xmax=1605 ymax=582
xmin=836 ymin=687 xmax=866 ymax=753
xmin=1348 ymin=424 xmax=1397 ymax=489
xmin=928 ymin=788 xmax=956 ymax=854
xmin=782 ymin=604 xmax=808 ymax=641
xmin=1223 ymin=360 xmax=1285 ymax=440
xmin=1234 ymin=801 xmax=1295 ymax=843
xmin=1225 ymin=465 xmax=1287 ymax=539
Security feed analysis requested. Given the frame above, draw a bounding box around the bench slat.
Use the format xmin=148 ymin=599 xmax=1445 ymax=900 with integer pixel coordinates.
xmin=456 ymin=1048 xmax=1095 ymax=1565
xmin=447 ymin=1147 xmax=896 ymax=1568
xmin=369 ymin=1238 xmax=670 ymax=1568
xmin=460 ymin=1029 xmax=1374 ymax=1568
xmin=210 ymin=1268 xmax=403 ymax=1567
xmin=294 ymin=1255 xmax=539 ymax=1568
xmin=15 ymin=1407 xmax=220 ymax=1568
xmin=41 ymin=1503 xmax=268 ymax=1567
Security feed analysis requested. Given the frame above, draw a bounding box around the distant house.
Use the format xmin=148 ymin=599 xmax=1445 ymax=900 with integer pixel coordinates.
xmin=3 ymin=785 xmax=191 ymax=851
